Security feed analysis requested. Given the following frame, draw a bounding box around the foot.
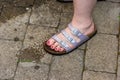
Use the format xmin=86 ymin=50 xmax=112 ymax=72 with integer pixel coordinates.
xmin=46 ymin=20 xmax=96 ymax=52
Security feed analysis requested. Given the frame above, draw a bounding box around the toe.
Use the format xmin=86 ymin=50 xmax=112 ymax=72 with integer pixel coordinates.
xmin=55 ymin=46 xmax=61 ymax=51
xmin=46 ymin=38 xmax=55 ymax=46
xmin=59 ymin=47 xmax=64 ymax=52
xmin=50 ymin=42 xmax=59 ymax=49
xmin=50 ymin=45 xmax=55 ymax=49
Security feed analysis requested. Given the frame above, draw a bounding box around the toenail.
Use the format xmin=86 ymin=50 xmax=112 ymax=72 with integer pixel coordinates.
xmin=59 ymin=48 xmax=62 ymax=51
xmin=55 ymin=48 xmax=59 ymax=51
xmin=55 ymin=48 xmax=57 ymax=51
xmin=51 ymin=45 xmax=54 ymax=49
xmin=46 ymin=41 xmax=50 ymax=45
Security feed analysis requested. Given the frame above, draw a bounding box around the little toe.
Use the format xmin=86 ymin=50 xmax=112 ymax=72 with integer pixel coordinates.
xmin=58 ymin=47 xmax=65 ymax=52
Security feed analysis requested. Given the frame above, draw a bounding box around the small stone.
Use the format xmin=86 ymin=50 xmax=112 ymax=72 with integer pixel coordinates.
xmin=14 ymin=37 xmax=20 ymax=41
xmin=26 ymin=7 xmax=30 ymax=11
xmin=29 ymin=36 xmax=34 ymax=40
xmin=34 ymin=65 xmax=40 ymax=70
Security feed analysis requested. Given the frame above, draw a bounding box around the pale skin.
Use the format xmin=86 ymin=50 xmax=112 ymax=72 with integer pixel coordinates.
xmin=46 ymin=0 xmax=97 ymax=52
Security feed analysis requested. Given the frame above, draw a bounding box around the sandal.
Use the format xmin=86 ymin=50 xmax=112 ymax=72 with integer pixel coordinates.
xmin=43 ymin=22 xmax=97 ymax=55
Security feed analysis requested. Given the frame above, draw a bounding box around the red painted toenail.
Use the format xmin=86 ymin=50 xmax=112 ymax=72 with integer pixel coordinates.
xmin=55 ymin=48 xmax=58 ymax=51
xmin=51 ymin=45 xmax=54 ymax=49
xmin=46 ymin=41 xmax=50 ymax=45
xmin=59 ymin=48 xmax=62 ymax=51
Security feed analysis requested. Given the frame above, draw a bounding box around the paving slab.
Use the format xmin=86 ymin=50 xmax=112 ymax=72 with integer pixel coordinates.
xmin=49 ymin=50 xmax=84 ymax=80
xmin=93 ymin=2 xmax=120 ymax=35
xmin=83 ymin=70 xmax=116 ymax=80
xmin=0 ymin=40 xmax=22 ymax=79
xmin=14 ymin=63 xmax=49 ymax=80
xmin=30 ymin=4 xmax=61 ymax=27
xmin=20 ymin=24 xmax=56 ymax=64
xmin=0 ymin=11 xmax=30 ymax=40
xmin=85 ymin=34 xmax=118 ymax=73
xmin=117 ymin=55 xmax=120 ymax=80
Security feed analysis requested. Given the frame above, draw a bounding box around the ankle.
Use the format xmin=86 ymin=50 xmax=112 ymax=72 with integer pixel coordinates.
xmin=72 ymin=17 xmax=93 ymax=28
xmin=71 ymin=17 xmax=96 ymax=34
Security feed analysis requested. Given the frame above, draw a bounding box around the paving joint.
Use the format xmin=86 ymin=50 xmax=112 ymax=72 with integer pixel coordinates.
xmin=116 ymin=13 xmax=120 ymax=80
xmin=81 ymin=41 xmax=88 ymax=80
xmin=46 ymin=56 xmax=54 ymax=80
xmin=97 ymin=32 xmax=119 ymax=36
xmin=87 ymin=69 xmax=116 ymax=74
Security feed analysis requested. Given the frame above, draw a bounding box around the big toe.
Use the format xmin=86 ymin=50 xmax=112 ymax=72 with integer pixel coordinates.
xmin=46 ymin=38 xmax=55 ymax=46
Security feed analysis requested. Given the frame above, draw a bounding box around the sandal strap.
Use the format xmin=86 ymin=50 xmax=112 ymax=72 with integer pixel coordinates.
xmin=68 ymin=23 xmax=89 ymax=40
xmin=52 ymin=35 xmax=71 ymax=52
xmin=61 ymin=30 xmax=78 ymax=47
xmin=68 ymin=23 xmax=82 ymax=38
xmin=68 ymin=23 xmax=90 ymax=47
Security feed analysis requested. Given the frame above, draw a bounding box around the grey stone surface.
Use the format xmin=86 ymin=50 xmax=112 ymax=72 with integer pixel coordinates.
xmin=83 ymin=70 xmax=116 ymax=80
xmin=60 ymin=13 xmax=73 ymax=24
xmin=40 ymin=53 xmax=52 ymax=64
xmin=23 ymin=25 xmax=56 ymax=64
xmin=61 ymin=3 xmax=73 ymax=13
xmin=14 ymin=63 xmax=49 ymax=80
xmin=30 ymin=4 xmax=61 ymax=27
xmin=49 ymin=50 xmax=84 ymax=80
xmin=0 ymin=11 xmax=30 ymax=40
xmin=85 ymin=34 xmax=118 ymax=73
xmin=117 ymin=55 xmax=120 ymax=80
xmin=93 ymin=2 xmax=120 ymax=35
xmin=0 ymin=40 xmax=22 ymax=79
xmin=34 ymin=0 xmax=63 ymax=12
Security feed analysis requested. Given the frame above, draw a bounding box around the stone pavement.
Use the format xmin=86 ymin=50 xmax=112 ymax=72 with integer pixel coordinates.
xmin=0 ymin=0 xmax=119 ymax=80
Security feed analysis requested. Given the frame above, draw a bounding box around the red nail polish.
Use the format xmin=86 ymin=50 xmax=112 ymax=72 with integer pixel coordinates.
xmin=46 ymin=41 xmax=50 ymax=45
xmin=55 ymin=48 xmax=58 ymax=51
xmin=51 ymin=45 xmax=54 ymax=49
xmin=59 ymin=48 xmax=62 ymax=51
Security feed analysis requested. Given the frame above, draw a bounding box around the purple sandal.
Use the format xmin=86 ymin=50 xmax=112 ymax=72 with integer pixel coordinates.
xmin=43 ymin=23 xmax=97 ymax=55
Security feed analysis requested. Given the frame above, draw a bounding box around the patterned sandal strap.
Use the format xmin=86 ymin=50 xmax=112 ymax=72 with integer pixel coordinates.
xmin=61 ymin=30 xmax=80 ymax=47
xmin=52 ymin=35 xmax=71 ymax=52
xmin=68 ymin=23 xmax=90 ymax=46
